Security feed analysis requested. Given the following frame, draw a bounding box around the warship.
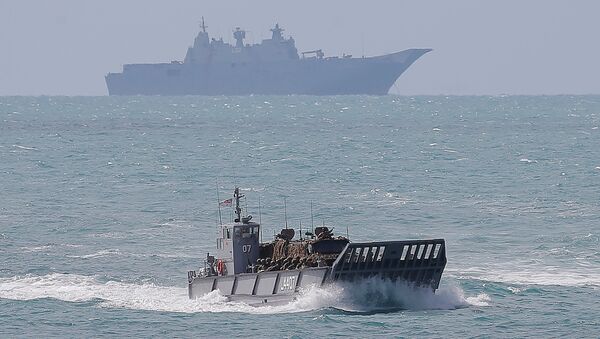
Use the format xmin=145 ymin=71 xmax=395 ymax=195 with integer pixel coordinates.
xmin=187 ymin=188 xmax=447 ymax=305
xmin=106 ymin=19 xmax=431 ymax=96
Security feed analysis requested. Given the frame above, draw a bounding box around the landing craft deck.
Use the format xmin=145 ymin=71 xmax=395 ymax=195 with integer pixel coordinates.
xmin=106 ymin=19 xmax=430 ymax=96
xmin=187 ymin=188 xmax=447 ymax=305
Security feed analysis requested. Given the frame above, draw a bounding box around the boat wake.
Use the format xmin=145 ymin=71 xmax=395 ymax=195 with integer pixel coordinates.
xmin=0 ymin=273 xmax=486 ymax=314
xmin=291 ymin=277 xmax=487 ymax=313
xmin=331 ymin=278 xmax=488 ymax=311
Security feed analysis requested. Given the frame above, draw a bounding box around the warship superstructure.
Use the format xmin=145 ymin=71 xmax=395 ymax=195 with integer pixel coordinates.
xmin=106 ymin=19 xmax=431 ymax=96
xmin=187 ymin=188 xmax=447 ymax=305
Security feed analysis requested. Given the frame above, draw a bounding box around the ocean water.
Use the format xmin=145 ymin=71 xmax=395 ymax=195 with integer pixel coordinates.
xmin=1 ymin=95 xmax=599 ymax=338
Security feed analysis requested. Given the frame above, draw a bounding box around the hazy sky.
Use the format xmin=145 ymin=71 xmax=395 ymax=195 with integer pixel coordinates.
xmin=1 ymin=1 xmax=599 ymax=96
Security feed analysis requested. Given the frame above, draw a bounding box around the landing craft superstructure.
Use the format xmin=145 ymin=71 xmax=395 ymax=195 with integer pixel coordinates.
xmin=106 ymin=19 xmax=431 ymax=95
xmin=188 ymin=188 xmax=447 ymax=306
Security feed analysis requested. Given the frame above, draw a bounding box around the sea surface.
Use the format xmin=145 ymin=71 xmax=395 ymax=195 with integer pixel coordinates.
xmin=1 ymin=95 xmax=599 ymax=338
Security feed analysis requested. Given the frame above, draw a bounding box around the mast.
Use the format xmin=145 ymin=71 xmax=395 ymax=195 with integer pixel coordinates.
xmin=233 ymin=27 xmax=246 ymax=48
xmin=258 ymin=196 xmax=262 ymax=243
xmin=270 ymin=23 xmax=284 ymax=41
xmin=200 ymin=16 xmax=207 ymax=33
xmin=234 ymin=187 xmax=242 ymax=222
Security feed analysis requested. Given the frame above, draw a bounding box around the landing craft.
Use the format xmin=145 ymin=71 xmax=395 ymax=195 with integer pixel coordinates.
xmin=106 ymin=19 xmax=431 ymax=96
xmin=187 ymin=188 xmax=447 ymax=305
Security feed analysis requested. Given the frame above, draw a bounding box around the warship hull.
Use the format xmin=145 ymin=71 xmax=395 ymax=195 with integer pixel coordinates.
xmin=188 ymin=239 xmax=446 ymax=306
xmin=106 ymin=49 xmax=430 ymax=96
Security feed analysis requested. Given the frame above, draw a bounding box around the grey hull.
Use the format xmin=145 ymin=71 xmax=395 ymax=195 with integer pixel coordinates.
xmin=106 ymin=49 xmax=430 ymax=96
xmin=188 ymin=239 xmax=447 ymax=306
xmin=189 ymin=267 xmax=330 ymax=306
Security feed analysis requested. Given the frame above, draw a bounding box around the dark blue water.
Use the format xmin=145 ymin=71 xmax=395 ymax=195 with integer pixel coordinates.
xmin=1 ymin=95 xmax=599 ymax=337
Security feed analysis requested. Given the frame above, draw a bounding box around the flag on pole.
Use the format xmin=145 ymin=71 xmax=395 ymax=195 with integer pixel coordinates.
xmin=219 ymin=198 xmax=233 ymax=207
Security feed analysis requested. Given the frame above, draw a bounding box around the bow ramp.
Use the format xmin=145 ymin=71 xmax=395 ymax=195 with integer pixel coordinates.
xmin=330 ymin=239 xmax=447 ymax=289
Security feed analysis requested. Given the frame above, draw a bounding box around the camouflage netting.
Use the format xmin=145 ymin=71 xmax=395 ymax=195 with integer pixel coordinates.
xmin=255 ymin=227 xmax=348 ymax=273
xmin=272 ymin=239 xmax=308 ymax=261
xmin=256 ymin=239 xmax=341 ymax=272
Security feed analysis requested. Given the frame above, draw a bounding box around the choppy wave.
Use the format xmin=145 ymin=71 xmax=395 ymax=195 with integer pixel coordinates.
xmin=20 ymin=245 xmax=56 ymax=252
xmin=66 ymin=249 xmax=123 ymax=259
xmin=12 ymin=144 xmax=38 ymax=151
xmin=0 ymin=273 xmax=486 ymax=314
xmin=20 ymin=243 xmax=82 ymax=253
xmin=451 ymin=267 xmax=600 ymax=287
xmin=63 ymin=248 xmax=197 ymax=260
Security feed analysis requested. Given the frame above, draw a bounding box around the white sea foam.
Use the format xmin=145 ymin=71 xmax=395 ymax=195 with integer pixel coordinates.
xmin=12 ymin=144 xmax=38 ymax=151
xmin=452 ymin=267 xmax=600 ymax=287
xmin=465 ymin=293 xmax=491 ymax=307
xmin=20 ymin=243 xmax=82 ymax=253
xmin=0 ymin=274 xmax=483 ymax=314
xmin=64 ymin=247 xmax=199 ymax=260
xmin=507 ymin=286 xmax=524 ymax=294
xmin=89 ymin=232 xmax=127 ymax=239
xmin=20 ymin=245 xmax=55 ymax=252
xmin=367 ymin=188 xmax=410 ymax=206
xmin=66 ymin=249 xmax=122 ymax=259
xmin=325 ymin=278 xmax=482 ymax=311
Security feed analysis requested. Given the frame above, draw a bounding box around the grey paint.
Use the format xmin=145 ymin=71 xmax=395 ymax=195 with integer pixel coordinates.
xmin=188 ymin=239 xmax=447 ymax=305
xmin=254 ymin=274 xmax=278 ymax=296
xmin=216 ymin=222 xmax=260 ymax=275
xmin=275 ymin=271 xmax=300 ymax=295
xmin=105 ymin=24 xmax=429 ymax=96
xmin=189 ymin=268 xmax=330 ymax=305
xmin=232 ymin=275 xmax=256 ymax=295
xmin=214 ymin=276 xmax=235 ymax=295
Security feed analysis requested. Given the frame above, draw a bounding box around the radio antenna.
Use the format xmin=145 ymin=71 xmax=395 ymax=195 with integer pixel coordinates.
xmin=310 ymin=201 xmax=314 ymax=235
xmin=258 ymin=196 xmax=262 ymax=243
xmin=216 ymin=179 xmax=222 ymax=225
xmin=284 ymin=197 xmax=288 ymax=229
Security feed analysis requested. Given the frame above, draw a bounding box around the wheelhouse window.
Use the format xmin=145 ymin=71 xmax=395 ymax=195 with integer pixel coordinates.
xmin=242 ymin=227 xmax=251 ymax=238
